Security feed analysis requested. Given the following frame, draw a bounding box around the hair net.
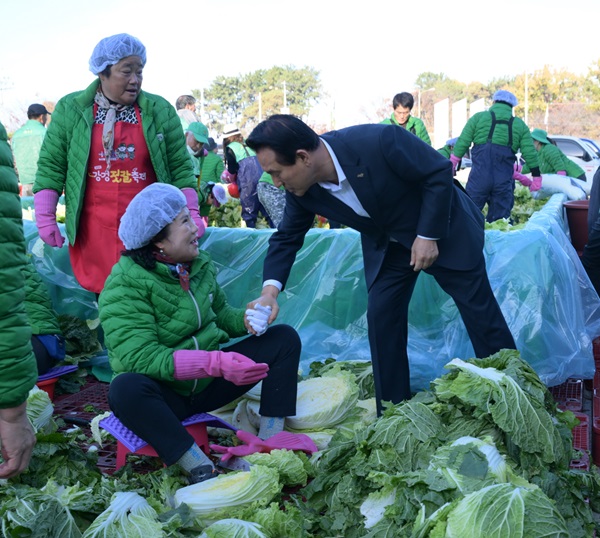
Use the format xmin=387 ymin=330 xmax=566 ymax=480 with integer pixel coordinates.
xmin=492 ymin=89 xmax=518 ymax=107
xmin=89 ymin=33 xmax=147 ymax=75
xmin=119 ymin=183 xmax=187 ymax=250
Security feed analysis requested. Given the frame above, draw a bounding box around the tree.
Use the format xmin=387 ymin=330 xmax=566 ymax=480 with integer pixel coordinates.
xmin=198 ymin=66 xmax=322 ymax=135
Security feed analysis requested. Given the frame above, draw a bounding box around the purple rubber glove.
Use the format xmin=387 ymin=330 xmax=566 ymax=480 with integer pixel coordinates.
xmin=210 ymin=430 xmax=318 ymax=462
xmin=173 ymin=349 xmax=269 ymax=385
xmin=181 ymin=188 xmax=206 ymax=239
xmin=513 ymin=162 xmax=523 ymax=174
xmin=556 ymin=170 xmax=567 ymax=176
xmin=449 ymin=154 xmax=461 ymax=175
xmin=220 ymin=170 xmax=237 ymax=184
xmin=513 ymin=172 xmax=532 ymax=187
xmin=34 ymin=189 xmax=65 ymax=247
xmin=530 ymin=176 xmax=542 ymax=192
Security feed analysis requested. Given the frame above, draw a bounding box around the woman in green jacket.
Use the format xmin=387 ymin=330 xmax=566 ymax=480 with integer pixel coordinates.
xmin=0 ymin=120 xmax=37 ymax=479
xmin=527 ymin=128 xmax=586 ymax=180
xmin=99 ymin=183 xmax=301 ymax=483
xmin=33 ymin=33 xmax=201 ymax=295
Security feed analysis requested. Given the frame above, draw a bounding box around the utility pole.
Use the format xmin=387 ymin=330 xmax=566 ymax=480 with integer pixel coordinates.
xmin=280 ymin=81 xmax=290 ymax=114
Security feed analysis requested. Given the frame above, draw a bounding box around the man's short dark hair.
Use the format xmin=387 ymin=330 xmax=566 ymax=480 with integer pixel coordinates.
xmin=175 ymin=95 xmax=196 ymax=110
xmin=246 ymin=114 xmax=320 ymax=166
xmin=392 ymin=92 xmax=414 ymax=110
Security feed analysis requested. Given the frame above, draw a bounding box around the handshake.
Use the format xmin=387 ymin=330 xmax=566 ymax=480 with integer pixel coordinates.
xmin=245 ymin=304 xmax=272 ymax=336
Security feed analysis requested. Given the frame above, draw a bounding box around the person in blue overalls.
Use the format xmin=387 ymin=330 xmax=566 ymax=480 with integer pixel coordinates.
xmin=450 ymin=90 xmax=542 ymax=222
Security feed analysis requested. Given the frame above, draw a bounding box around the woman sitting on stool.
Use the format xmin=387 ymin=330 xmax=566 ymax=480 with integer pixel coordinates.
xmin=98 ymin=183 xmax=300 ymax=483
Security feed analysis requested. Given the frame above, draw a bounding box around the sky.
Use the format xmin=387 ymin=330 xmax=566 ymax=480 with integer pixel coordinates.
xmin=2 ymin=0 xmax=599 ymax=132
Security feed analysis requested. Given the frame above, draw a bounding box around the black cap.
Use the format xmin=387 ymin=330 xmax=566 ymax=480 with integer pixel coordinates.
xmin=205 ymin=137 xmax=217 ymax=152
xmin=27 ymin=103 xmax=51 ymax=116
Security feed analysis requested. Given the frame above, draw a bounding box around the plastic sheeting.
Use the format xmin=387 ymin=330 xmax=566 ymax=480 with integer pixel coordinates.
xmin=22 ymin=193 xmax=600 ymax=390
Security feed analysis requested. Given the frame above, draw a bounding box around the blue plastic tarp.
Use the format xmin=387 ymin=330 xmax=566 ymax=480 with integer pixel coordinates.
xmin=22 ymin=192 xmax=600 ymax=389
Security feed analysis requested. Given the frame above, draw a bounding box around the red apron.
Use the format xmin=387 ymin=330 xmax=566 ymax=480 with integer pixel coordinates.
xmin=70 ymin=104 xmax=156 ymax=293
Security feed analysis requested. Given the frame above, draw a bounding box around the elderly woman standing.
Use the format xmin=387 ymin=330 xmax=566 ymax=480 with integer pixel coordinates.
xmin=33 ymin=33 xmax=202 ymax=295
xmin=99 ymin=183 xmax=301 ymax=483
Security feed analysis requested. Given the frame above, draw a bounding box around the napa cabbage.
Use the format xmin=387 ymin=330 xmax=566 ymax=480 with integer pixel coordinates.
xmin=434 ymin=358 xmax=569 ymax=466
xmin=359 ymin=485 xmax=397 ymax=529
xmin=26 ymin=385 xmax=56 ymax=434
xmin=174 ymin=465 xmax=280 ymax=522
xmin=82 ymin=491 xmax=163 ymax=537
xmin=198 ymin=518 xmax=268 ymax=538
xmin=244 ymin=449 xmax=309 ymax=486
xmin=412 ymin=483 xmax=569 ymax=537
xmin=286 ymin=365 xmax=359 ymax=430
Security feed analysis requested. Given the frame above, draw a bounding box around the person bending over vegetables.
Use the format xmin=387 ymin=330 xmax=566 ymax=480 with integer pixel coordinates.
xmin=98 ymin=183 xmax=300 ymax=483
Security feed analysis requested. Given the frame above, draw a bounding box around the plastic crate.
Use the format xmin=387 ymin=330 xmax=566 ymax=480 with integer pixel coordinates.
xmin=572 ymin=411 xmax=589 ymax=452
xmin=593 ymin=337 xmax=600 ymax=369
xmin=549 ymin=379 xmax=584 ymax=412
xmin=592 ymin=417 xmax=600 ymax=467
xmin=53 ymin=381 xmax=110 ymax=422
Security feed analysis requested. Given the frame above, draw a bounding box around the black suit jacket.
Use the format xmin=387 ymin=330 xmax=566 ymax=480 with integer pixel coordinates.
xmin=263 ymin=124 xmax=485 ymax=290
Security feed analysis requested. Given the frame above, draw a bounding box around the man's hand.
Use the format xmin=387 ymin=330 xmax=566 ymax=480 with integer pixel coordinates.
xmin=0 ymin=402 xmax=36 ymax=479
xmin=246 ymin=285 xmax=280 ymax=333
xmin=410 ymin=237 xmax=438 ymax=272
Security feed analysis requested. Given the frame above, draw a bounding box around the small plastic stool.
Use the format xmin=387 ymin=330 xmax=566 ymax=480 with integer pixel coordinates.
xmin=99 ymin=412 xmax=235 ymax=470
xmin=36 ymin=365 xmax=79 ymax=401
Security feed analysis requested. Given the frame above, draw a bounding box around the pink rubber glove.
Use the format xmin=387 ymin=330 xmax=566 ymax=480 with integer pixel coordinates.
xmin=210 ymin=430 xmax=318 ymax=462
xmin=173 ymin=350 xmax=269 ymax=385
xmin=449 ymin=154 xmax=461 ymax=175
xmin=530 ymin=176 xmax=542 ymax=192
xmin=220 ymin=170 xmax=237 ymax=184
xmin=556 ymin=170 xmax=567 ymax=176
xmin=513 ymin=172 xmax=532 ymax=187
xmin=513 ymin=162 xmax=523 ymax=174
xmin=33 ymin=189 xmax=65 ymax=247
xmin=181 ymin=188 xmax=206 ymax=239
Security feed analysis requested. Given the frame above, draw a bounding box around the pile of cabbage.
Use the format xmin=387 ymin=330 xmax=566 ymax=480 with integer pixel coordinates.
xmin=2 ymin=350 xmax=600 ymax=537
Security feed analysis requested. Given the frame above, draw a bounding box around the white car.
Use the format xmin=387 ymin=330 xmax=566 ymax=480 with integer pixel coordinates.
xmin=549 ymin=135 xmax=600 ymax=186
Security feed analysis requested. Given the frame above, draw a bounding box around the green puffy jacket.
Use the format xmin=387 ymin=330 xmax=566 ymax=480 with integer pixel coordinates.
xmin=380 ymin=114 xmax=432 ymax=145
xmin=98 ymin=251 xmax=247 ymax=396
xmin=34 ymin=80 xmax=196 ymax=245
xmin=0 ymin=121 xmax=37 ymax=408
xmin=522 ymin=142 xmax=585 ymax=178
xmin=453 ymin=102 xmax=540 ymax=174
xmin=201 ymin=151 xmax=224 ymax=185
xmin=23 ymin=257 xmax=61 ymax=336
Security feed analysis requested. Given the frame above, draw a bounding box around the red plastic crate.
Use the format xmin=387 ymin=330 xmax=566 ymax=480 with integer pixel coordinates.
xmin=570 ymin=450 xmax=590 ymax=471
xmin=593 ymin=337 xmax=600 ymax=369
xmin=592 ymin=417 xmax=600 ymax=467
xmin=549 ymin=379 xmax=584 ymax=412
xmin=53 ymin=381 xmax=110 ymax=422
xmin=572 ymin=411 xmax=589 ymax=452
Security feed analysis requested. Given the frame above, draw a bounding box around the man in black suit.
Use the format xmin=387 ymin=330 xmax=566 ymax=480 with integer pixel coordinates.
xmin=246 ymin=115 xmax=516 ymax=414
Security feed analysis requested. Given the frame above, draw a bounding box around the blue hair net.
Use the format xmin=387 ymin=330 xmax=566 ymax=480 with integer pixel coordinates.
xmin=89 ymin=33 xmax=147 ymax=75
xmin=493 ymin=90 xmax=518 ymax=107
xmin=119 ymin=184 xmax=186 ymax=250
